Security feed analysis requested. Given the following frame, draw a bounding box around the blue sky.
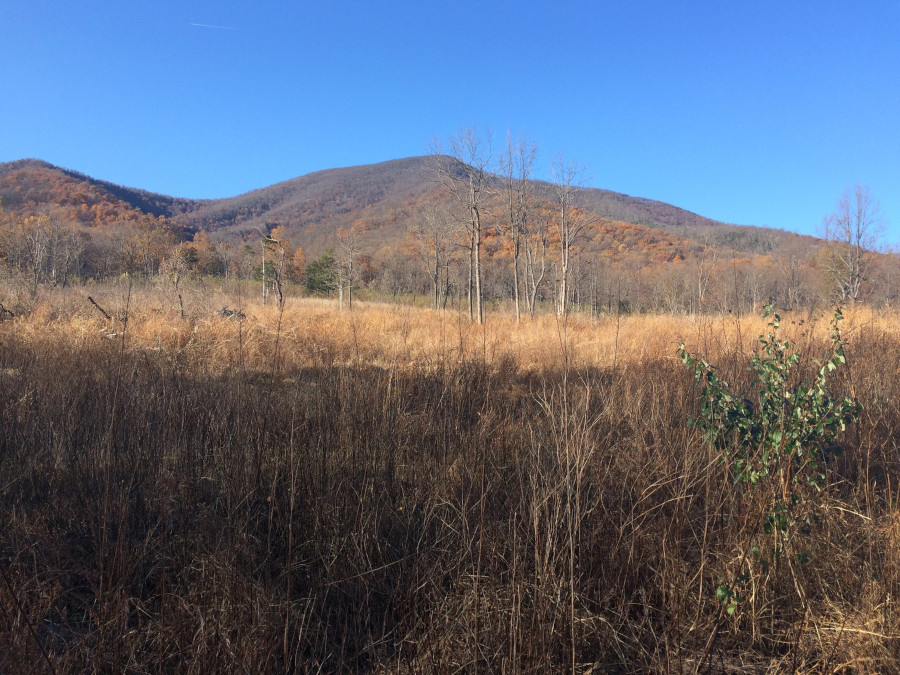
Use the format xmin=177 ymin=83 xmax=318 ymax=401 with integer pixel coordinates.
xmin=2 ymin=1 xmax=898 ymax=241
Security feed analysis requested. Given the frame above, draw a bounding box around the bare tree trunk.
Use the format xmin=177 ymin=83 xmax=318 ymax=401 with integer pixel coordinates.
xmin=261 ymin=235 xmax=268 ymax=305
xmin=433 ymin=245 xmax=439 ymax=309
xmin=513 ymin=252 xmax=521 ymax=321
xmin=472 ymin=203 xmax=483 ymax=324
xmin=429 ymin=128 xmax=493 ymax=324
xmin=524 ymin=224 xmax=547 ymax=317
xmin=468 ymin=236 xmax=474 ymax=321
xmin=552 ymin=159 xmax=590 ymax=317
xmin=348 ymin=257 xmax=353 ymax=309
xmin=821 ymin=183 xmax=884 ymax=304
xmin=337 ymin=225 xmax=364 ymax=311
xmin=501 ymin=134 xmax=535 ymax=322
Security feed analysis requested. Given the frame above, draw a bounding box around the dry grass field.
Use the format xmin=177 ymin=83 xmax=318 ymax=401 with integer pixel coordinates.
xmin=1 ymin=282 xmax=899 ymax=672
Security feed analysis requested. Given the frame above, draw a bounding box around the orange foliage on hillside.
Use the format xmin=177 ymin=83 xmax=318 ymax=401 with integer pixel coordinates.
xmin=0 ymin=167 xmax=147 ymax=227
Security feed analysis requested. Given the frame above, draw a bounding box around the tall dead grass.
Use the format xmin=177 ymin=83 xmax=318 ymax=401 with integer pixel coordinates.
xmin=3 ymin=284 xmax=864 ymax=371
xmin=0 ymin=283 xmax=898 ymax=672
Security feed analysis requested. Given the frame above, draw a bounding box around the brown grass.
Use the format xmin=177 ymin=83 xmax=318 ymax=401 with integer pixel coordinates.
xmin=1 ymin=282 xmax=898 ymax=672
xmin=6 ymin=284 xmax=868 ymax=370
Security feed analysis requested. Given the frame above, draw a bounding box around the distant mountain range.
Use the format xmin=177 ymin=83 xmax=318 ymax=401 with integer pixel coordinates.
xmin=0 ymin=156 xmax=820 ymax=263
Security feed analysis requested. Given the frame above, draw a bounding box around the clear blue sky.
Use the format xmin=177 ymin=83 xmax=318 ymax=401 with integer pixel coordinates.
xmin=2 ymin=1 xmax=898 ymax=241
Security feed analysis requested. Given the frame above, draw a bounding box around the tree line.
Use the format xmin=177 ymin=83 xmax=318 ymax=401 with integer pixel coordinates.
xmin=0 ymin=136 xmax=893 ymax=314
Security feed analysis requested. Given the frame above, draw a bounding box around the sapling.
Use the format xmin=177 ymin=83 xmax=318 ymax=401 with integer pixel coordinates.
xmin=680 ymin=306 xmax=860 ymax=617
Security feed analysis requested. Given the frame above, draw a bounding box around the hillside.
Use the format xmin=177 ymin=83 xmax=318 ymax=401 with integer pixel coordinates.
xmin=0 ymin=159 xmax=203 ymax=227
xmin=0 ymin=156 xmax=821 ymax=265
xmin=3 ymin=156 xmax=875 ymax=311
xmin=174 ymin=156 xmax=779 ymax=253
xmin=177 ymin=157 xmax=433 ymax=233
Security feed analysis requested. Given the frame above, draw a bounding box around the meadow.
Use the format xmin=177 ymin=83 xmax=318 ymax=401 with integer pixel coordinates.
xmin=1 ymin=281 xmax=898 ymax=672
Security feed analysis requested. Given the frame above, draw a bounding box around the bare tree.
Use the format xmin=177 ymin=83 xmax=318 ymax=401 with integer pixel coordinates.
xmin=213 ymin=241 xmax=234 ymax=280
xmin=159 ymin=244 xmax=191 ymax=293
xmin=257 ymin=229 xmax=286 ymax=307
xmin=336 ymin=222 xmax=364 ymax=310
xmin=54 ymin=219 xmax=87 ymax=287
xmin=499 ymin=134 xmax=536 ymax=322
xmin=410 ymin=205 xmax=454 ymax=309
xmin=523 ymin=202 xmax=550 ymax=317
xmin=695 ymin=237 xmax=718 ymax=314
xmin=820 ymin=183 xmax=884 ymax=303
xmin=779 ymin=253 xmax=812 ymax=310
xmin=430 ymin=128 xmax=493 ymax=324
xmin=551 ymin=158 xmax=592 ymax=316
xmin=11 ymin=209 xmax=86 ymax=292
xmin=23 ymin=214 xmax=50 ymax=295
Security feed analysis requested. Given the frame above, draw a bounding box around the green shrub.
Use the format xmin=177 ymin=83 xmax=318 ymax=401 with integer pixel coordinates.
xmin=679 ymin=306 xmax=861 ymax=615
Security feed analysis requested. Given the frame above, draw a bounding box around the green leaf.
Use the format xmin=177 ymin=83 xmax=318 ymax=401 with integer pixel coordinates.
xmin=716 ymin=585 xmax=729 ymax=603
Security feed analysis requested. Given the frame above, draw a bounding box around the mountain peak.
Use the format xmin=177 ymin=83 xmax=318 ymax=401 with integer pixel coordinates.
xmin=0 ymin=158 xmax=60 ymax=175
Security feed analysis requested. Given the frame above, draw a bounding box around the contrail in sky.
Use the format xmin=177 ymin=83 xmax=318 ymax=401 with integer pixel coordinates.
xmin=190 ymin=23 xmax=237 ymax=30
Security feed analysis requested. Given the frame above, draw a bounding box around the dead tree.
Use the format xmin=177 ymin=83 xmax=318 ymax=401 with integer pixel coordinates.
xmin=410 ymin=205 xmax=454 ymax=309
xmin=551 ymin=159 xmax=592 ymax=317
xmin=430 ymin=128 xmax=493 ymax=324
xmin=820 ymin=183 xmax=884 ymax=303
xmin=499 ymin=134 xmax=536 ymax=322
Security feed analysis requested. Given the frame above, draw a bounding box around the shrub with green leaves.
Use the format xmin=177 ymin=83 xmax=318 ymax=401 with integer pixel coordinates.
xmin=679 ymin=306 xmax=861 ymax=614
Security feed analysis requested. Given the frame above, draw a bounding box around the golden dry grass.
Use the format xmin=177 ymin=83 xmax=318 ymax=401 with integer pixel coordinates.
xmin=1 ymin=282 xmax=899 ymax=671
xmin=10 ymin=283 xmax=894 ymax=373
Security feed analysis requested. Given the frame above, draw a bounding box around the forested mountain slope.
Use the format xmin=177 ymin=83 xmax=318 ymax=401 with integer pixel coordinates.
xmin=1 ymin=155 xmax=818 ymax=259
xmin=2 ymin=155 xmax=854 ymax=314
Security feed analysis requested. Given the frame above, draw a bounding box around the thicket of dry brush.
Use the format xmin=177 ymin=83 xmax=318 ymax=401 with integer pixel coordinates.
xmin=1 ymin=284 xmax=899 ymax=672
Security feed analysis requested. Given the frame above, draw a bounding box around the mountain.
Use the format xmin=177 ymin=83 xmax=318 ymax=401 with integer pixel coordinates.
xmin=176 ymin=157 xmax=437 ymax=248
xmin=0 ymin=156 xmax=819 ymax=262
xmin=0 ymin=158 xmax=203 ymax=227
xmin=175 ymin=156 xmax=731 ymax=235
xmin=167 ymin=156 xmax=822 ymax=260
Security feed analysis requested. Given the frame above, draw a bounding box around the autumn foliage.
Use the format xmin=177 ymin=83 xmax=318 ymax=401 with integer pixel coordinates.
xmin=2 ymin=157 xmax=897 ymax=316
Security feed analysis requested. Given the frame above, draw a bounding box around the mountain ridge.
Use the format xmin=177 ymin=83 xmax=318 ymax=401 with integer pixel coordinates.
xmin=0 ymin=156 xmax=818 ymax=260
